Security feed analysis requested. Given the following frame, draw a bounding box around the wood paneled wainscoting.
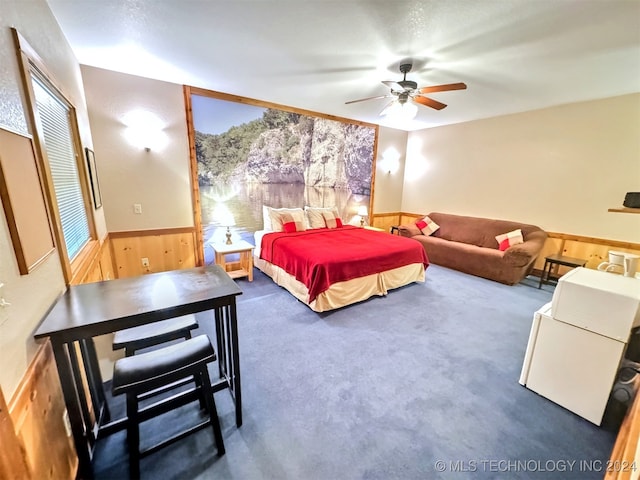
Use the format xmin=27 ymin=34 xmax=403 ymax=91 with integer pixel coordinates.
xmin=110 ymin=227 xmax=197 ymax=278
xmin=372 ymin=212 xmax=640 ymax=275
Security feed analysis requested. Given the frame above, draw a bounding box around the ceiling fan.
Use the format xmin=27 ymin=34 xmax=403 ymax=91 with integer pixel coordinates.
xmin=345 ymin=63 xmax=467 ymax=118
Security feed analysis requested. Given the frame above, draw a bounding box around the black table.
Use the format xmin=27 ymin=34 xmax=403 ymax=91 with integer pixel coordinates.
xmin=538 ymin=253 xmax=587 ymax=288
xmin=34 ymin=265 xmax=243 ymax=479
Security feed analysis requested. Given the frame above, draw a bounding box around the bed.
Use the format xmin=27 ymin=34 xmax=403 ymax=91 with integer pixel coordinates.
xmin=254 ymin=224 xmax=429 ymax=312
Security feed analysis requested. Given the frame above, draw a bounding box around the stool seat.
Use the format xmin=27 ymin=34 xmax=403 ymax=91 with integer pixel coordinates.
xmin=112 ymin=334 xmax=225 ymax=477
xmin=113 ymin=334 xmax=215 ymax=396
xmin=113 ymin=315 xmax=198 ymax=356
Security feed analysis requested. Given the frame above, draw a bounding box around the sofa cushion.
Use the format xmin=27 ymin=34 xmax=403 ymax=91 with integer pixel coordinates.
xmin=495 ymin=228 xmax=524 ymax=251
xmin=416 ymin=215 xmax=440 ymax=235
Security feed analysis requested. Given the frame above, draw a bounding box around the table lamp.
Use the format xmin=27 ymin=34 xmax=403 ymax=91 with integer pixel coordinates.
xmin=214 ymin=203 xmax=236 ymax=244
xmin=357 ymin=205 xmax=368 ymax=227
xmin=224 ymin=215 xmax=236 ymax=244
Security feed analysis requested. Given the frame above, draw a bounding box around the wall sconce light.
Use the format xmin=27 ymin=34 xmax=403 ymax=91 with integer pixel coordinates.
xmin=122 ymin=109 xmax=167 ymax=152
xmin=380 ymin=148 xmax=401 ymax=174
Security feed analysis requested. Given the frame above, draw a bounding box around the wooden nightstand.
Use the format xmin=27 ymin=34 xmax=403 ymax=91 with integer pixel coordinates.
xmin=210 ymin=240 xmax=255 ymax=281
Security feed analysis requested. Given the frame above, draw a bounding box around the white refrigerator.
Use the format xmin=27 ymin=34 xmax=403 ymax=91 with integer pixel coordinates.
xmin=520 ymin=267 xmax=640 ymax=425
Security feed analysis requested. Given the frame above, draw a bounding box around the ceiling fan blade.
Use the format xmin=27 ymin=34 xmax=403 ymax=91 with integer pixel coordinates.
xmin=413 ymin=95 xmax=447 ymax=110
xmin=382 ymin=80 xmax=404 ymax=91
xmin=418 ymin=82 xmax=467 ymax=94
xmin=345 ymin=94 xmax=392 ymax=105
xmin=379 ymin=100 xmax=398 ymax=116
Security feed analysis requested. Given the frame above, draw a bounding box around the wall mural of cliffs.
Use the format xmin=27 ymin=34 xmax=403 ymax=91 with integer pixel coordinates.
xmin=191 ymin=93 xmax=376 ymax=252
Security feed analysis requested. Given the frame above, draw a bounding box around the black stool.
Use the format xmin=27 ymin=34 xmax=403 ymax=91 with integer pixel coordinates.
xmin=112 ymin=334 xmax=225 ymax=478
xmin=113 ymin=315 xmax=199 ymax=357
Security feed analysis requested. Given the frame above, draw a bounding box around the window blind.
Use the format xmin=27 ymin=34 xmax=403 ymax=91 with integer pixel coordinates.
xmin=31 ymin=76 xmax=90 ymax=261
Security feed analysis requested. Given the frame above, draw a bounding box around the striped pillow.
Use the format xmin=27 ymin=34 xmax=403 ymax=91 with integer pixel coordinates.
xmin=416 ymin=215 xmax=440 ymax=236
xmin=271 ymin=210 xmax=306 ymax=233
xmin=322 ymin=211 xmax=343 ymax=229
xmin=495 ymin=229 xmax=524 ymax=251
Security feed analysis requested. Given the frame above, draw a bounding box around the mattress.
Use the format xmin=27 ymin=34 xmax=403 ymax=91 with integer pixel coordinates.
xmin=253 ymin=228 xmax=428 ymax=312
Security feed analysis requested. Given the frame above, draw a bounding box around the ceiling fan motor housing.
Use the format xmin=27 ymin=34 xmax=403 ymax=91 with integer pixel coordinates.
xmin=398 ymin=63 xmax=417 ymax=91
xmin=398 ymin=80 xmax=417 ymax=90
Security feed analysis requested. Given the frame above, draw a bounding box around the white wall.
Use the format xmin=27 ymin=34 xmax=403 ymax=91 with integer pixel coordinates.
xmin=373 ymin=127 xmax=407 ymax=215
xmin=81 ymin=66 xmax=194 ymax=232
xmin=402 ymin=94 xmax=640 ymax=242
xmin=0 ymin=0 xmax=103 ymax=399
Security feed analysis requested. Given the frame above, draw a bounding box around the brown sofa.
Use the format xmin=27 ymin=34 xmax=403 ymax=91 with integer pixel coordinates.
xmin=398 ymin=212 xmax=547 ymax=285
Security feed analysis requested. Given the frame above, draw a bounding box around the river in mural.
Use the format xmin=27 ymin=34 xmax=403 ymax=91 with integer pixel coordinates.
xmin=201 ymin=183 xmax=370 ymax=262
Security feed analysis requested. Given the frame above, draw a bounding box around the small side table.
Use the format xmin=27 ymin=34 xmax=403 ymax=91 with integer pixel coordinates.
xmin=538 ymin=253 xmax=587 ymax=289
xmin=390 ymin=226 xmax=399 ymax=235
xmin=211 ymin=239 xmax=255 ymax=281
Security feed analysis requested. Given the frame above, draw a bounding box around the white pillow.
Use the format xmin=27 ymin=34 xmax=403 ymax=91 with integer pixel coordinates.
xmin=265 ymin=207 xmax=306 ymax=232
xmin=263 ymin=206 xmax=304 ymax=231
xmin=495 ymin=228 xmax=524 ymax=251
xmin=304 ymin=206 xmax=340 ymax=229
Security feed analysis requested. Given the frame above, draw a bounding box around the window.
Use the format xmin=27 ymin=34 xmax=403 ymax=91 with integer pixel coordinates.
xmin=12 ymin=28 xmax=97 ymax=283
xmin=31 ymin=75 xmax=90 ymax=261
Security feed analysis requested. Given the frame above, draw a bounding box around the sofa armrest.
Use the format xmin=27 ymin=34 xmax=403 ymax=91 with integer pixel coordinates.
xmin=502 ymin=231 xmax=547 ymax=267
xmin=398 ymin=224 xmax=422 ymax=238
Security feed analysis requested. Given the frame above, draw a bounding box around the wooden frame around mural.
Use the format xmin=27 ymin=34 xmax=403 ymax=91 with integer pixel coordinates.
xmin=0 ymin=126 xmax=56 ymax=274
xmin=183 ymin=85 xmax=379 ymax=266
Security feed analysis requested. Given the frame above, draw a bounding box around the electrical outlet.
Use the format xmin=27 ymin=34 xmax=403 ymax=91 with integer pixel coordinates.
xmin=134 ymin=203 xmax=142 ymax=214
xmin=141 ymin=258 xmax=150 ymax=267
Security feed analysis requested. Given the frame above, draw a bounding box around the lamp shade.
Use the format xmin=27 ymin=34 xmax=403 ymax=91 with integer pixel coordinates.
xmin=357 ymin=205 xmax=368 ymax=217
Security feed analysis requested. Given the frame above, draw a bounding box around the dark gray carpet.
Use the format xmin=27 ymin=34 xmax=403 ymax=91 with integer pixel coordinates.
xmin=93 ymin=265 xmax=619 ymax=479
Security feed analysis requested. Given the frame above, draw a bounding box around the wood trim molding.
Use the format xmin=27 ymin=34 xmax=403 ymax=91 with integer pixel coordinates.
xmin=109 ymin=226 xmax=196 ymax=239
xmin=183 ymin=85 xmax=205 ymax=267
xmin=369 ymin=128 xmax=379 ymax=218
xmin=605 ymin=377 xmax=640 ymax=479
xmin=546 ymin=232 xmax=640 ymax=250
xmin=609 ymin=208 xmax=640 ymax=215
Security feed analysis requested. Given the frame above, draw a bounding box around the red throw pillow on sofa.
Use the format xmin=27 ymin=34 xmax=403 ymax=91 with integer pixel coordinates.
xmin=495 ymin=228 xmax=524 ymax=251
xmin=416 ymin=215 xmax=440 ymax=236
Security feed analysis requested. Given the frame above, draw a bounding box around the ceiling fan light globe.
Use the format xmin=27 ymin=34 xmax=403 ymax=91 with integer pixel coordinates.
xmin=402 ymin=102 xmax=418 ymax=120
xmin=383 ymin=101 xmax=418 ymax=121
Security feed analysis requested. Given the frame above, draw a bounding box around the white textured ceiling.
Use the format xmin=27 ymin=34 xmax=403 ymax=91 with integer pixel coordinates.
xmin=46 ymin=0 xmax=640 ymax=131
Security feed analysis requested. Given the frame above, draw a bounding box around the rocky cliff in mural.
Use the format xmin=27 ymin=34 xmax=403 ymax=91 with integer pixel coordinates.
xmin=196 ymin=108 xmax=374 ymax=195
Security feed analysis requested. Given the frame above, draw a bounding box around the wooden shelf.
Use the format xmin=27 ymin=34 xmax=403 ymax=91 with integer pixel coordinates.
xmin=608 ymin=207 xmax=640 ymax=214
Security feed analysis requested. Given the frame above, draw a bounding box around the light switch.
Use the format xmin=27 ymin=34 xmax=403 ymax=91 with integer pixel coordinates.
xmin=134 ymin=204 xmax=142 ymax=214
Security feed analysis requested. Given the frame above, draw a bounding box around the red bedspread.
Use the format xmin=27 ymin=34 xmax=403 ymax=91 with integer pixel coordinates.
xmin=260 ymin=226 xmax=429 ymax=302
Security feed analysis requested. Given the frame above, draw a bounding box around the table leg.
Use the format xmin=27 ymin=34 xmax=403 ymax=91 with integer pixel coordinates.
xmin=51 ymin=340 xmax=94 ymax=479
xmin=213 ymin=303 xmax=242 ymax=427
xmin=80 ymin=338 xmax=110 ymax=423
xmin=229 ymin=301 xmax=242 ymax=427
xmin=538 ymin=260 xmax=549 ymax=289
